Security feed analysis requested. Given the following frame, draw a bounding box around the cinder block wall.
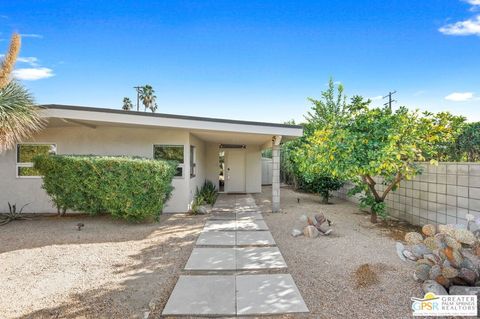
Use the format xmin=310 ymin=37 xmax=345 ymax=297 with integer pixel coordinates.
xmin=335 ymin=163 xmax=480 ymax=226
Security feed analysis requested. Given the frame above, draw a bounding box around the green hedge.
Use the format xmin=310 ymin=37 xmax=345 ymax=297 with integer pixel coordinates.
xmin=33 ymin=155 xmax=176 ymax=222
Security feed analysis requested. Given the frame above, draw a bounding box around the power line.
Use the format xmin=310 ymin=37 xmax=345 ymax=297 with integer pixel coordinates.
xmin=383 ymin=90 xmax=397 ymax=110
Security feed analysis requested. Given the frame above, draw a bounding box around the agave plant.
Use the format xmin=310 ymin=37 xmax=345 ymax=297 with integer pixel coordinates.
xmin=0 ymin=202 xmax=30 ymax=226
xmin=0 ymin=33 xmax=44 ymax=152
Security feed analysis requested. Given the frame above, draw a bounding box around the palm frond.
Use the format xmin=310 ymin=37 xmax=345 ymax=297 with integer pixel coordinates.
xmin=0 ymin=81 xmax=45 ymax=152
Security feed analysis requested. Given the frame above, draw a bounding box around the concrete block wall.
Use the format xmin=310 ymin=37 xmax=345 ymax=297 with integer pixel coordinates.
xmin=335 ymin=162 xmax=480 ymax=227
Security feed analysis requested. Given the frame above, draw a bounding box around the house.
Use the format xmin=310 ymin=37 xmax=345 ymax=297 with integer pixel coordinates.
xmin=0 ymin=105 xmax=303 ymax=214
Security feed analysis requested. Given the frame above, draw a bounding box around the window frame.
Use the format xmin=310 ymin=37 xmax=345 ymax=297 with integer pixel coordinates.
xmin=152 ymin=144 xmax=185 ymax=179
xmin=16 ymin=143 xmax=57 ymax=179
xmin=190 ymin=145 xmax=196 ymax=178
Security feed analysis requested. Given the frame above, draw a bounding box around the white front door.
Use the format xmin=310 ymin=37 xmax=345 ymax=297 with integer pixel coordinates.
xmin=225 ymin=149 xmax=246 ymax=193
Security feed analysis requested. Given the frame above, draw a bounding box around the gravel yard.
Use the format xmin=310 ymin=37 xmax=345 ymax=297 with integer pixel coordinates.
xmin=254 ymin=186 xmax=421 ymax=319
xmin=0 ymin=213 xmax=206 ymax=319
xmin=1 ymin=187 xmax=421 ymax=319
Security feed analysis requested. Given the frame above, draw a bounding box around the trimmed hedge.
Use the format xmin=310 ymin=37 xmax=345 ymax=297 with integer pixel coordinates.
xmin=33 ymin=155 xmax=176 ymax=222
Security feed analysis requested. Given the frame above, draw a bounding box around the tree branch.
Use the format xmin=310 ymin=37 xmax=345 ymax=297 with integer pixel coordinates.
xmin=362 ymin=175 xmax=381 ymax=201
xmin=381 ymin=172 xmax=403 ymax=201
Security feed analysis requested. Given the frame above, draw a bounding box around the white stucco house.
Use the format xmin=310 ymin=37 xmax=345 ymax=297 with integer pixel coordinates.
xmin=0 ymin=105 xmax=302 ymax=214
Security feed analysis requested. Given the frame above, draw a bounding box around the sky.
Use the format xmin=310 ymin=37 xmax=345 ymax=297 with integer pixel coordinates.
xmin=0 ymin=0 xmax=479 ymax=123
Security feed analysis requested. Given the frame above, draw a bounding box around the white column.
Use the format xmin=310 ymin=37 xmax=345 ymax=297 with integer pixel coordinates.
xmin=272 ymin=136 xmax=282 ymax=212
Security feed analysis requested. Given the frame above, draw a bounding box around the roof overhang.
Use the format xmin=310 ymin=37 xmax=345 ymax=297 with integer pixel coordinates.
xmin=40 ymin=105 xmax=303 ymax=146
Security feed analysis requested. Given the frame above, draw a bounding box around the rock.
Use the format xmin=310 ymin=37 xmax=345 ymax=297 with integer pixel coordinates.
xmin=438 ymin=224 xmax=456 ymax=237
xmin=424 ymin=253 xmax=441 ymax=265
xmin=429 ymin=265 xmax=442 ymax=280
xmin=303 ymin=225 xmax=319 ymax=238
xmin=417 ymin=258 xmax=434 ymax=266
xmin=314 ymin=213 xmax=326 ymax=226
xmin=424 ymin=237 xmax=438 ymax=251
xmin=460 ymin=257 xmax=476 ymax=272
xmin=411 ymin=243 xmax=432 ymax=258
xmin=396 ymin=242 xmax=407 ymax=261
xmin=434 ymin=233 xmax=448 ymax=249
xmin=422 ymin=280 xmax=448 ymax=295
xmin=459 ymin=268 xmax=477 ymax=285
xmin=414 ymin=264 xmax=432 ymax=281
xmin=405 ymin=232 xmax=424 ymax=245
xmin=450 ymin=285 xmax=480 ymax=295
xmin=317 ymin=223 xmax=332 ymax=235
xmin=197 ymin=206 xmax=208 ymax=214
xmin=435 ymin=275 xmax=450 ymax=287
xmin=445 ymin=247 xmax=464 ymax=268
xmin=454 ymin=229 xmax=476 ymax=245
xmin=143 ymin=311 xmax=150 ymax=319
xmin=148 ymin=299 xmax=156 ymax=311
xmin=422 ymin=224 xmax=436 ymax=237
xmin=403 ymin=249 xmax=418 ymax=261
xmin=442 ymin=266 xmax=459 ymax=279
xmin=291 ymin=229 xmax=302 ymax=237
xmin=444 ymin=235 xmax=462 ymax=250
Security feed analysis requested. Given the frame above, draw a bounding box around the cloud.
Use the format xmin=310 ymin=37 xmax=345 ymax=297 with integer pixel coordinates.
xmin=12 ymin=67 xmax=54 ymax=80
xmin=0 ymin=55 xmax=39 ymax=67
xmin=465 ymin=0 xmax=480 ymax=5
xmin=20 ymin=33 xmax=43 ymax=39
xmin=444 ymin=92 xmax=474 ymax=101
xmin=369 ymin=95 xmax=383 ymax=101
xmin=439 ymin=15 xmax=480 ymax=35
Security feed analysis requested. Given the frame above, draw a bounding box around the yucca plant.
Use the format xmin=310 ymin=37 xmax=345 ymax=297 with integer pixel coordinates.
xmin=0 ymin=33 xmax=44 ymax=152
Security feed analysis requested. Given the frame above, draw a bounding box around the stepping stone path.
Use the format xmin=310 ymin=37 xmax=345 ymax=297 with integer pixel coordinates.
xmin=163 ymin=194 xmax=308 ymax=317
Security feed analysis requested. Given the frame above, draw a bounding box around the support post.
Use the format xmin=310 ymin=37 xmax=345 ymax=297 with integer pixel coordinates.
xmin=272 ymin=135 xmax=282 ymax=212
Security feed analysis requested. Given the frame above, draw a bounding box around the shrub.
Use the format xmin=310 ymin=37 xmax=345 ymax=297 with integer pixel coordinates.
xmin=33 ymin=155 xmax=176 ymax=222
xmin=190 ymin=180 xmax=218 ymax=214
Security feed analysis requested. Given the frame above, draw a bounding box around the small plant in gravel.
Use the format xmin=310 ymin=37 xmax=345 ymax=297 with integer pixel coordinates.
xmin=0 ymin=202 xmax=30 ymax=226
xmin=190 ymin=180 xmax=218 ymax=214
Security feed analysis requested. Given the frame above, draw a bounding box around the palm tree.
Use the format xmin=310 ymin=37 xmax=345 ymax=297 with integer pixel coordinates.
xmin=0 ymin=33 xmax=44 ymax=152
xmin=138 ymin=85 xmax=157 ymax=113
xmin=122 ymin=97 xmax=133 ymax=111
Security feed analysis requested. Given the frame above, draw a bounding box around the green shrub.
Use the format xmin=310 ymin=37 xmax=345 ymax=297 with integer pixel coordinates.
xmin=198 ymin=180 xmax=218 ymax=205
xmin=190 ymin=180 xmax=218 ymax=214
xmin=33 ymin=155 xmax=176 ymax=222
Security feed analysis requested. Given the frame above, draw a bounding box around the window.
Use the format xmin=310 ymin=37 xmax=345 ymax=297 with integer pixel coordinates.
xmin=16 ymin=144 xmax=56 ymax=178
xmin=190 ymin=145 xmax=196 ymax=178
xmin=153 ymin=145 xmax=184 ymax=177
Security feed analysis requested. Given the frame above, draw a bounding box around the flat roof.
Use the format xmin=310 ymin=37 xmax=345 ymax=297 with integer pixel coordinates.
xmin=41 ymin=104 xmax=303 ymax=129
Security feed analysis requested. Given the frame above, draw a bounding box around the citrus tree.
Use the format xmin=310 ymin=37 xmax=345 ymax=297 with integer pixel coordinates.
xmin=297 ymin=81 xmax=461 ymax=223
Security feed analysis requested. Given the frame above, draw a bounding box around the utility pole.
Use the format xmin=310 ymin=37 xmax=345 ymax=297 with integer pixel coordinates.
xmin=383 ymin=90 xmax=397 ymax=110
xmin=134 ymin=86 xmax=142 ymax=111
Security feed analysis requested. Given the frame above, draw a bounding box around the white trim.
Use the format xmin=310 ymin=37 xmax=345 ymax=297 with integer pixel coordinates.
xmin=16 ymin=143 xmax=57 ymax=179
xmin=43 ymin=108 xmax=303 ymax=138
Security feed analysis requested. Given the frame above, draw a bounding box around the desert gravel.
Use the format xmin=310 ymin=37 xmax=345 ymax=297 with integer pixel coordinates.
xmin=253 ymin=186 xmax=422 ymax=319
xmin=0 ymin=213 xmax=206 ymax=319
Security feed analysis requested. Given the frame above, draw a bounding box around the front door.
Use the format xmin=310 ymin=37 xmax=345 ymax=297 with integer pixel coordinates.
xmin=225 ymin=149 xmax=246 ymax=193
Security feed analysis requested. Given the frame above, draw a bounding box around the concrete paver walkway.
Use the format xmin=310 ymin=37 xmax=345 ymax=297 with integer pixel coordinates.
xmin=163 ymin=194 xmax=308 ymax=317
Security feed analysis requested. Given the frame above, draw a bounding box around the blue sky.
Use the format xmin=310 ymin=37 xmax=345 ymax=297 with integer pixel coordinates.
xmin=1 ymin=0 xmax=479 ymax=122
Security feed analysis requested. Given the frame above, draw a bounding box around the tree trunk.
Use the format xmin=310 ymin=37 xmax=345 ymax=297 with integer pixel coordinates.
xmin=370 ymin=209 xmax=377 ymax=223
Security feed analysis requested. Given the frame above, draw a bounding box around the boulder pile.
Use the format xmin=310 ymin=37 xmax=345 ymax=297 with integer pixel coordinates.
xmin=291 ymin=213 xmax=333 ymax=238
xmin=396 ymin=223 xmax=480 ymax=295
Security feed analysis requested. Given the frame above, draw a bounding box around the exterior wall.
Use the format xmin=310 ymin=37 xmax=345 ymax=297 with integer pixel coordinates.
xmin=261 ymin=157 xmax=273 ymax=185
xmin=0 ymin=125 xmax=191 ymax=213
xmin=188 ymin=133 xmax=206 ymax=207
xmin=204 ymin=143 xmax=262 ymax=193
xmin=335 ymin=162 xmax=480 ymax=227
